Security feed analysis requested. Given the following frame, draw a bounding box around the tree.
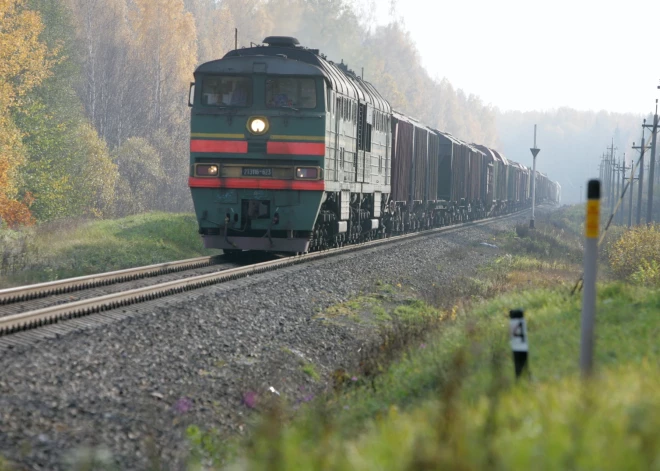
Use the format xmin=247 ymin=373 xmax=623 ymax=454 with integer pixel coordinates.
xmin=149 ymin=128 xmax=193 ymax=213
xmin=0 ymin=0 xmax=54 ymax=226
xmin=112 ymin=138 xmax=167 ymax=216
xmin=14 ymin=0 xmax=118 ymax=221
xmin=64 ymin=0 xmax=132 ymax=147
xmin=185 ymin=0 xmax=236 ymax=63
xmin=129 ymin=0 xmax=197 ymax=132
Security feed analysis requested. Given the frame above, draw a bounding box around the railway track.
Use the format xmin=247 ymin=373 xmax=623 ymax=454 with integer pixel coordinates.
xmin=0 ymin=209 xmax=530 ymax=349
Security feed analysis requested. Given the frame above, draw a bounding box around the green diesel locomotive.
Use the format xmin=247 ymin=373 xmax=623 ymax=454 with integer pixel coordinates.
xmin=188 ymin=36 xmax=560 ymax=255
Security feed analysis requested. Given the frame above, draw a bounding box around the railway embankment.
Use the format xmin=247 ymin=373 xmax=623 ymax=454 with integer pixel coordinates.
xmin=0 ymin=212 xmax=214 ymax=288
xmin=185 ymin=205 xmax=660 ymax=470
xmin=2 ymin=206 xmax=658 ymax=470
xmin=0 ymin=210 xmax=533 ymax=470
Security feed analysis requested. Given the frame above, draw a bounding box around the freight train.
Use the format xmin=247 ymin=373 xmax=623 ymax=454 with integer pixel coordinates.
xmin=187 ymin=36 xmax=560 ymax=255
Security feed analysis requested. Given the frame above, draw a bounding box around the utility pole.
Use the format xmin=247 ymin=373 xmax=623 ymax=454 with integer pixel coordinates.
xmin=530 ymin=124 xmax=540 ymax=229
xmin=628 ymin=171 xmax=636 ymax=228
xmin=608 ymin=140 xmax=616 ymax=217
xmin=637 ymin=122 xmax=646 ymax=226
xmin=646 ymin=99 xmax=658 ymax=224
xmin=580 ymin=185 xmax=583 ymax=204
xmin=616 ymin=156 xmax=622 ymax=225
xmin=604 ymin=152 xmax=610 ymax=207
xmin=620 ymin=155 xmax=628 ymax=225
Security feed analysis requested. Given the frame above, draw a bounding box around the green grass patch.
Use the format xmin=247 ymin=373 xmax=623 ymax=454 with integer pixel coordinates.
xmin=301 ymin=363 xmax=320 ymax=382
xmin=0 ymin=212 xmax=215 ymax=287
xmin=212 ymin=283 xmax=660 ymax=470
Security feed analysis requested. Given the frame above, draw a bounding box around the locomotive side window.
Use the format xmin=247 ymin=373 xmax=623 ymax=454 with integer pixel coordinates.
xmin=266 ymin=76 xmax=317 ymax=109
xmin=201 ymin=76 xmax=252 ymax=106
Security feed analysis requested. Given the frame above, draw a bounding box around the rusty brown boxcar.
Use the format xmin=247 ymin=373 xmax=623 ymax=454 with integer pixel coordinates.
xmin=391 ymin=112 xmax=414 ymax=203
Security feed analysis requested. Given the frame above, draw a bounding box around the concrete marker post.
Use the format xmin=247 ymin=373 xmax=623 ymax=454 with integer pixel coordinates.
xmin=509 ymin=309 xmax=528 ymax=379
xmin=580 ymin=180 xmax=600 ymax=377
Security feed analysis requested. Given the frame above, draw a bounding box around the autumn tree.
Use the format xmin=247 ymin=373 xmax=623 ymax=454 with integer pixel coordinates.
xmin=129 ymin=0 xmax=197 ymax=132
xmin=13 ymin=0 xmax=118 ymax=220
xmin=64 ymin=0 xmax=132 ymax=147
xmin=112 ymin=138 xmax=167 ymax=216
xmin=185 ymin=0 xmax=236 ymax=63
xmin=0 ymin=0 xmax=54 ymax=227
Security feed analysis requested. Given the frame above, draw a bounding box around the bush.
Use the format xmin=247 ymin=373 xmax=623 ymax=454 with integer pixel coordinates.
xmin=630 ymin=259 xmax=660 ymax=286
xmin=608 ymin=224 xmax=660 ymax=283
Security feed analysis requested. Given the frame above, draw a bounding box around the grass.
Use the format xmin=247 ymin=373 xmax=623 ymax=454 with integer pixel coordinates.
xmin=301 ymin=363 xmax=320 ymax=382
xmin=0 ymin=212 xmax=216 ymax=287
xmin=182 ymin=205 xmax=660 ymax=470
xmin=213 ymin=283 xmax=660 ymax=471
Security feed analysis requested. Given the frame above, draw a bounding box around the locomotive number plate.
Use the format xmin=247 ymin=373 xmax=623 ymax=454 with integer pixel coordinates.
xmin=242 ymin=167 xmax=273 ymax=177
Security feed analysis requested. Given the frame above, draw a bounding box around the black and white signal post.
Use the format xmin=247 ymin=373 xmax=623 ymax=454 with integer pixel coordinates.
xmin=509 ymin=309 xmax=529 ymax=378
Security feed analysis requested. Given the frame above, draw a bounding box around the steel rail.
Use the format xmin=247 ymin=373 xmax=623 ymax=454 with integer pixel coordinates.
xmin=0 ymin=255 xmax=223 ymax=304
xmin=0 ymin=209 xmax=530 ymax=337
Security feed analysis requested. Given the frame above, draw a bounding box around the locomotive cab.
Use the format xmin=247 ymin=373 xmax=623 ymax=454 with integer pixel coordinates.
xmin=188 ymin=49 xmax=328 ymax=254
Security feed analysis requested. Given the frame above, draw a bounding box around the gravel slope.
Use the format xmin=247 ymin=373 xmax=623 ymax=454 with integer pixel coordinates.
xmin=0 ymin=212 xmax=531 ymax=470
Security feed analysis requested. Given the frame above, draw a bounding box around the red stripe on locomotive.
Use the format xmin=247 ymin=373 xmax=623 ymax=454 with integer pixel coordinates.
xmin=190 ymin=140 xmax=248 ymax=153
xmin=267 ymin=141 xmax=325 ymax=156
xmin=188 ymin=177 xmax=324 ymax=191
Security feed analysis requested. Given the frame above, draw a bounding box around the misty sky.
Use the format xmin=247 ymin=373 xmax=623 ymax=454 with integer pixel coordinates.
xmin=369 ymin=0 xmax=659 ymax=115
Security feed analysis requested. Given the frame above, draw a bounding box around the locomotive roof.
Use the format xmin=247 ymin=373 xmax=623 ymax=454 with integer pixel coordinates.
xmin=215 ymin=37 xmax=391 ymax=113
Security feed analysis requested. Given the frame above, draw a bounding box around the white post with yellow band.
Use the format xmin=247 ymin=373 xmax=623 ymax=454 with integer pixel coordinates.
xmin=580 ymin=179 xmax=600 ymax=377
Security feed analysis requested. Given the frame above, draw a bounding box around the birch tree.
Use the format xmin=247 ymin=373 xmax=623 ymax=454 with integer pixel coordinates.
xmin=129 ymin=0 xmax=197 ymax=132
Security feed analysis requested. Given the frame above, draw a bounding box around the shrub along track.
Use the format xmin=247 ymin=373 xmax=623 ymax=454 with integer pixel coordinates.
xmin=0 ymin=210 xmax=530 ymax=349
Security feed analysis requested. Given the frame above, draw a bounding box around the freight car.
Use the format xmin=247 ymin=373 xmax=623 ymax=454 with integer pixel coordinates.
xmin=187 ymin=36 xmax=560 ymax=255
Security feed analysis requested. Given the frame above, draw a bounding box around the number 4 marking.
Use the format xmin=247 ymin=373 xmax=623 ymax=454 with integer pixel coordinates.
xmin=513 ymin=320 xmax=525 ymax=343
xmin=510 ymin=318 xmax=528 ymax=352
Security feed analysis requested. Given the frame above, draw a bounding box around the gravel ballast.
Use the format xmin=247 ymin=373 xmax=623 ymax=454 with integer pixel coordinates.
xmin=0 ymin=212 xmax=532 ymax=470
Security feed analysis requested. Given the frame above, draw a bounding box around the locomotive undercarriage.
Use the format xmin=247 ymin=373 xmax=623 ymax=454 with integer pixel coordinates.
xmin=308 ymin=192 xmax=382 ymax=251
xmin=306 ymin=190 xmax=508 ymax=253
xmin=222 ymin=189 xmax=532 ymax=256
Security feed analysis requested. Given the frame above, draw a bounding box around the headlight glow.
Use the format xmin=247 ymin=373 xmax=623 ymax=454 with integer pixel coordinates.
xmin=250 ymin=119 xmax=266 ymax=133
xmin=196 ymin=164 xmax=219 ymax=176
xmin=247 ymin=116 xmax=269 ymax=135
xmin=296 ymin=167 xmax=319 ymax=179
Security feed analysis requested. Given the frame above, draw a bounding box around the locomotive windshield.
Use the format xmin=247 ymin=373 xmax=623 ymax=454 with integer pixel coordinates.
xmin=266 ymin=76 xmax=317 ymax=109
xmin=201 ymin=76 xmax=252 ymax=106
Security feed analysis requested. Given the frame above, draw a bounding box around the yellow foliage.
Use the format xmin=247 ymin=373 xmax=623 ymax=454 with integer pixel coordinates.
xmin=129 ymin=0 xmax=197 ymax=127
xmin=608 ymin=224 xmax=660 ymax=283
xmin=0 ymin=0 xmax=53 ymax=103
xmin=0 ymin=194 xmax=34 ymax=227
xmin=0 ymin=0 xmax=55 ymax=225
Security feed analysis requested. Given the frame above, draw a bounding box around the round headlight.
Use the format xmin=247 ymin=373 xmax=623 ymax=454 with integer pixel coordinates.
xmin=247 ymin=116 xmax=269 ymax=135
xmin=250 ymin=119 xmax=266 ymax=133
